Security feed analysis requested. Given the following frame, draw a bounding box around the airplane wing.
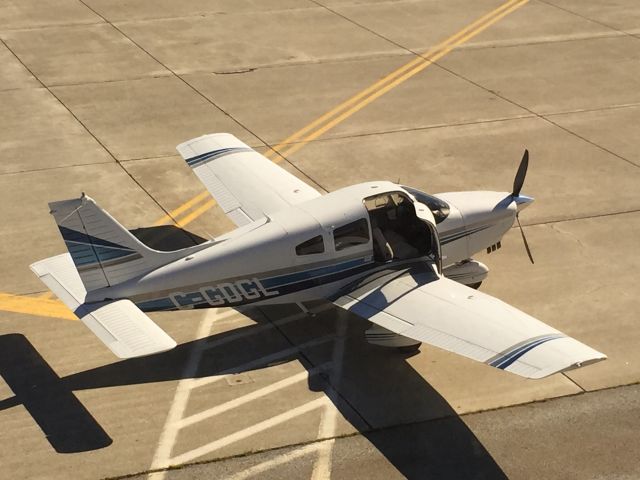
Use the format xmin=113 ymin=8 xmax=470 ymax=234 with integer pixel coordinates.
xmin=332 ymin=264 xmax=606 ymax=379
xmin=31 ymin=253 xmax=176 ymax=359
xmin=177 ymin=133 xmax=321 ymax=227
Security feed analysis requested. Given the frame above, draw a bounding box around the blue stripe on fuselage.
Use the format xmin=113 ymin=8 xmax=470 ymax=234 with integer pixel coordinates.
xmin=261 ymin=257 xmax=368 ymax=289
xmin=135 ymin=257 xmax=375 ymax=312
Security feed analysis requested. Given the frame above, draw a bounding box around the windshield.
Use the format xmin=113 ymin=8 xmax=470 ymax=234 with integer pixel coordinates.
xmin=402 ymin=186 xmax=451 ymax=224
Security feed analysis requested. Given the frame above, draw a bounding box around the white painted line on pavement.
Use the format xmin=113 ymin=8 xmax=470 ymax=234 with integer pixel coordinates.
xmin=149 ymin=305 xmax=341 ymax=479
xmin=203 ymin=310 xmax=306 ymax=350
xmin=311 ymin=316 xmax=347 ymax=480
xmin=227 ymin=312 xmax=349 ymax=480
xmin=191 ymin=335 xmax=335 ymax=389
xmin=169 ymin=396 xmax=331 ymax=465
xmin=178 ymin=362 xmax=331 ymax=428
xmin=148 ymin=309 xmax=223 ymax=479
xmin=226 ymin=442 xmax=328 ymax=480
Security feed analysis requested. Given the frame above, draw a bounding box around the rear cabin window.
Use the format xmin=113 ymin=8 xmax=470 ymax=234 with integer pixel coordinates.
xmin=296 ymin=235 xmax=325 ymax=255
xmin=333 ymin=219 xmax=370 ymax=251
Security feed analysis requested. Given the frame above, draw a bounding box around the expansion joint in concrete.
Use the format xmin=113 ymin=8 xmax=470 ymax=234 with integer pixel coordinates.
xmin=538 ymin=0 xmax=640 ymax=43
xmin=0 ymin=38 xmax=175 ymax=218
xmin=430 ymin=61 xmax=640 ymax=170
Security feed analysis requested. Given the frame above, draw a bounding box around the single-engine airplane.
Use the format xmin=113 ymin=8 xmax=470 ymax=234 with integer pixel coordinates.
xmin=31 ymin=133 xmax=605 ymax=379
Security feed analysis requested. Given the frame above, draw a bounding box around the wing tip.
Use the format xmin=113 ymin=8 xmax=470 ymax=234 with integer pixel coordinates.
xmin=111 ymin=338 xmax=177 ymax=359
xmin=176 ymin=133 xmax=245 ymax=160
xmin=522 ymin=353 xmax=607 ymax=379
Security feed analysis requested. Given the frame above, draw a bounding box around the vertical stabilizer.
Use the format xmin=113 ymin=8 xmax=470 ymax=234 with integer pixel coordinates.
xmin=48 ymin=195 xmax=169 ymax=291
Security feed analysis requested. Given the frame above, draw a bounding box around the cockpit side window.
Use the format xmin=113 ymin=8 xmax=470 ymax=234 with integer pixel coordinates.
xmin=295 ymin=235 xmax=325 ymax=255
xmin=333 ymin=218 xmax=370 ymax=251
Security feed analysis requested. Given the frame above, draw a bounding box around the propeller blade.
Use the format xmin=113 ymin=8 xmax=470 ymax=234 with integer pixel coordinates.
xmin=516 ymin=213 xmax=534 ymax=264
xmin=512 ymin=149 xmax=529 ymax=197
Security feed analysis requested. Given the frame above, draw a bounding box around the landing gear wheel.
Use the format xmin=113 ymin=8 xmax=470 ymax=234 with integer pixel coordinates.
xmin=467 ymin=282 xmax=482 ymax=290
xmin=396 ymin=343 xmax=421 ymax=354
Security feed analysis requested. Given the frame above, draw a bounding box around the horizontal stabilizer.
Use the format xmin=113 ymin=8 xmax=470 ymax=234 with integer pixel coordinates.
xmin=31 ymin=254 xmax=176 ymax=359
xmin=31 ymin=253 xmax=87 ymax=308
xmin=75 ymin=300 xmax=176 ymax=359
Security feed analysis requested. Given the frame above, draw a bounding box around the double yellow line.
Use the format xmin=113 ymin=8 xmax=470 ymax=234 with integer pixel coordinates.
xmin=155 ymin=0 xmax=529 ymax=229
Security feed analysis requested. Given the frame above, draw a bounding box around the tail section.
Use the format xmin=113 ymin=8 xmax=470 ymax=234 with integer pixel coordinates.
xmin=49 ymin=194 xmax=173 ymax=291
xmin=31 ymin=254 xmax=177 ymax=358
xmin=29 ymin=194 xmax=193 ymax=358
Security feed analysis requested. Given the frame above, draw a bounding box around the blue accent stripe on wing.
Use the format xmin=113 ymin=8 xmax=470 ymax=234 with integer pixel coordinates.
xmin=490 ymin=334 xmax=564 ymax=369
xmin=186 ymin=147 xmax=253 ymax=168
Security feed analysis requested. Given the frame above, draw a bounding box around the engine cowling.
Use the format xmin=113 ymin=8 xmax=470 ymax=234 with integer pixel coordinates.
xmin=443 ymin=259 xmax=489 ymax=287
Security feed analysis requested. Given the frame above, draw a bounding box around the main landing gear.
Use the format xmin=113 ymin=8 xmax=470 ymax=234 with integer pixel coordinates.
xmin=396 ymin=343 xmax=421 ymax=354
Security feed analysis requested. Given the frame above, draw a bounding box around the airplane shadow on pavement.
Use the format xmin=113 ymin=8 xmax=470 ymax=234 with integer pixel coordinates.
xmin=0 ymin=333 xmax=112 ymax=453
xmin=1 ymin=303 xmax=507 ymax=479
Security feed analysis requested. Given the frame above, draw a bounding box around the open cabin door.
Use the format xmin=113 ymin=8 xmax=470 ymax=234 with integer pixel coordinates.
xmin=364 ymin=191 xmax=441 ymax=271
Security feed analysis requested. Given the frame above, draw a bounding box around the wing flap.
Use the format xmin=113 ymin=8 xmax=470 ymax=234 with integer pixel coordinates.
xmin=177 ymin=133 xmax=321 ymax=227
xmin=334 ymin=265 xmax=606 ymax=378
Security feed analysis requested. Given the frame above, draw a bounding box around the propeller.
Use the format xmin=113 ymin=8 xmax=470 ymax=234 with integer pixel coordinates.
xmin=512 ymin=149 xmax=534 ymax=264
xmin=512 ymin=149 xmax=528 ymax=197
xmin=516 ymin=211 xmax=535 ymax=264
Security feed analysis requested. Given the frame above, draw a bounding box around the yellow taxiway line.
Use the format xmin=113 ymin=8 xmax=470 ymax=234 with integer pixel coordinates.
xmin=0 ymin=293 xmax=77 ymax=321
xmin=0 ymin=0 xmax=529 ymax=321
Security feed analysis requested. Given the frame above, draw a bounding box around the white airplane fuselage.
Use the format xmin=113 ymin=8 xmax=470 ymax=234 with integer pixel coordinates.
xmin=86 ymin=181 xmax=527 ymax=312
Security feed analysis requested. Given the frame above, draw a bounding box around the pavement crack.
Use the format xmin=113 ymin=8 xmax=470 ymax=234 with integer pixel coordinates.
xmin=277 ymin=114 xmax=536 ymax=149
xmin=110 ymin=5 xmax=321 ymax=26
xmin=0 ymin=160 xmax=115 ymax=176
xmin=309 ymin=0 xmax=417 ymax=57
xmin=523 ymin=209 xmax=640 ymax=227
xmin=212 ymin=68 xmax=256 ymax=75
xmin=548 ymin=222 xmax=588 ymax=251
xmin=543 ymin=101 xmax=640 ymax=118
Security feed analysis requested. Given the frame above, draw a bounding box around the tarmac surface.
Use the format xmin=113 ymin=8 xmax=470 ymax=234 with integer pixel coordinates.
xmin=0 ymin=1 xmax=639 ymax=479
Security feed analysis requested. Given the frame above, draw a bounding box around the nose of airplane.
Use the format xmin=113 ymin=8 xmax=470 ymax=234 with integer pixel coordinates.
xmin=513 ymin=194 xmax=534 ymax=212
